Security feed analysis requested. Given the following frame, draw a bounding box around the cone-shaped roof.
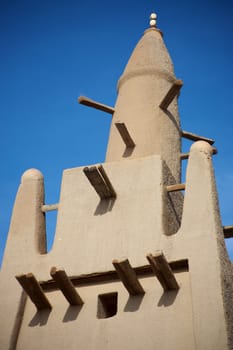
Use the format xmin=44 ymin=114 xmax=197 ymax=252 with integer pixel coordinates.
xmin=118 ymin=26 xmax=175 ymax=91
xmin=106 ymin=14 xmax=181 ymax=182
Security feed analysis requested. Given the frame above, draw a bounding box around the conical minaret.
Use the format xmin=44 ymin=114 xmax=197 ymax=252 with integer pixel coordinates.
xmin=106 ymin=13 xmax=182 ymax=183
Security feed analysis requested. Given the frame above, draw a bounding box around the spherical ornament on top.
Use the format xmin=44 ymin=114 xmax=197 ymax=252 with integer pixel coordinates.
xmin=150 ymin=19 xmax=157 ymax=27
xmin=150 ymin=13 xmax=157 ymax=20
xmin=149 ymin=13 xmax=157 ymax=27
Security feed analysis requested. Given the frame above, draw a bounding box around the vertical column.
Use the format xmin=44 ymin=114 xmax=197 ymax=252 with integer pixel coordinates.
xmin=2 ymin=168 xmax=46 ymax=270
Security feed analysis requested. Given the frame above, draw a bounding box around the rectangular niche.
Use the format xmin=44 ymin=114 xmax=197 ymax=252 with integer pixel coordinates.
xmin=97 ymin=292 xmax=118 ymax=319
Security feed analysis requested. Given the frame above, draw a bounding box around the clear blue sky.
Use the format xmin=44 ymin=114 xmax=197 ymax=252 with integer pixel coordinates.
xmin=0 ymin=0 xmax=233 ymax=263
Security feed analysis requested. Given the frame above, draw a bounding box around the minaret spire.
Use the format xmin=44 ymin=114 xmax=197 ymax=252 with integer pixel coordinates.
xmin=105 ymin=14 xmax=182 ymax=182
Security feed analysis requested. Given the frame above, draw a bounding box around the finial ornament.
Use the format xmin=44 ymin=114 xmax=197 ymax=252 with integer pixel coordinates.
xmin=150 ymin=12 xmax=157 ymax=27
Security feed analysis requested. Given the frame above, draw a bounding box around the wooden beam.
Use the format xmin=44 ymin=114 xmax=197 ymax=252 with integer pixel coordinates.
xmin=83 ymin=165 xmax=116 ymax=199
xmin=159 ymin=79 xmax=183 ymax=110
xmin=112 ymin=259 xmax=145 ymax=295
xmin=115 ymin=122 xmax=135 ymax=148
xmin=180 ymin=153 xmax=189 ymax=161
xmin=181 ymin=130 xmax=214 ymax=145
xmin=16 ymin=273 xmax=52 ymax=310
xmin=41 ymin=203 xmax=59 ymax=212
xmin=83 ymin=166 xmax=110 ymax=199
xmin=41 ymin=259 xmax=188 ymax=291
xmin=166 ymin=183 xmax=185 ymax=192
xmin=147 ymin=252 xmax=179 ymax=291
xmin=78 ymin=96 xmax=115 ymax=115
xmin=50 ymin=267 xmax=84 ymax=305
xmin=223 ymin=226 xmax=233 ymax=239
xmin=98 ymin=165 xmax=117 ymax=198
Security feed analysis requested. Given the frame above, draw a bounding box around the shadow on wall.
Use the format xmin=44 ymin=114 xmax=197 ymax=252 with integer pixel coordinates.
xmin=124 ymin=294 xmax=144 ymax=312
xmin=163 ymin=161 xmax=184 ymax=236
xmin=94 ymin=198 xmax=116 ymax=216
xmin=123 ymin=146 xmax=134 ymax=158
xmin=63 ymin=305 xmax=83 ymax=323
xmin=157 ymin=289 xmax=179 ymax=307
xmin=26 ymin=281 xmax=179 ymax=328
xmin=29 ymin=309 xmax=51 ymax=327
xmin=28 ymin=305 xmax=84 ymax=327
xmin=163 ymin=109 xmax=180 ymax=133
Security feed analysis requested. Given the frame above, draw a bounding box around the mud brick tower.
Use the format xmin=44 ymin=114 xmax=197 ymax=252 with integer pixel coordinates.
xmin=1 ymin=13 xmax=233 ymax=350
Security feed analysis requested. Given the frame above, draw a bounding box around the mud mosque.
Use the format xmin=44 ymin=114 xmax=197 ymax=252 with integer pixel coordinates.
xmin=1 ymin=12 xmax=233 ymax=350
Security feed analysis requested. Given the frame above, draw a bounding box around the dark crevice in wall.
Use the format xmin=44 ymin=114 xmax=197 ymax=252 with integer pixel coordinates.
xmin=97 ymin=292 xmax=118 ymax=319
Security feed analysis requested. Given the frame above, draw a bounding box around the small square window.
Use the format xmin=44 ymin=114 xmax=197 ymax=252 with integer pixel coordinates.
xmin=97 ymin=292 xmax=118 ymax=319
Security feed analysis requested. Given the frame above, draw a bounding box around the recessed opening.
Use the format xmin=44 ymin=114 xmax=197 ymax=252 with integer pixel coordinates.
xmin=97 ymin=292 xmax=118 ymax=319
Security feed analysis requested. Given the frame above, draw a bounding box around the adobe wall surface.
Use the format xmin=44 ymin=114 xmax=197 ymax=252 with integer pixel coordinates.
xmin=16 ymin=273 xmax=195 ymax=350
xmin=1 ymin=155 xmax=181 ymax=279
xmin=0 ymin=141 xmax=233 ymax=349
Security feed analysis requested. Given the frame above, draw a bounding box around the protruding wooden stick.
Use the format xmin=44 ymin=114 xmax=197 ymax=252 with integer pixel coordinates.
xmin=50 ymin=267 xmax=84 ymax=305
xmin=78 ymin=96 xmax=115 ymax=115
xmin=83 ymin=166 xmax=110 ymax=199
xmin=147 ymin=252 xmax=179 ymax=291
xmin=181 ymin=130 xmax=214 ymax=145
xmin=83 ymin=165 xmax=116 ymax=199
xmin=115 ymin=122 xmax=135 ymax=148
xmin=16 ymin=273 xmax=52 ymax=310
xmin=159 ymin=79 xmax=183 ymax=110
xmin=112 ymin=259 xmax=145 ymax=295
xmin=223 ymin=226 xmax=233 ymax=239
xmin=180 ymin=153 xmax=190 ymax=161
xmin=98 ymin=165 xmax=117 ymax=198
xmin=166 ymin=183 xmax=185 ymax=192
xmin=41 ymin=203 xmax=59 ymax=212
